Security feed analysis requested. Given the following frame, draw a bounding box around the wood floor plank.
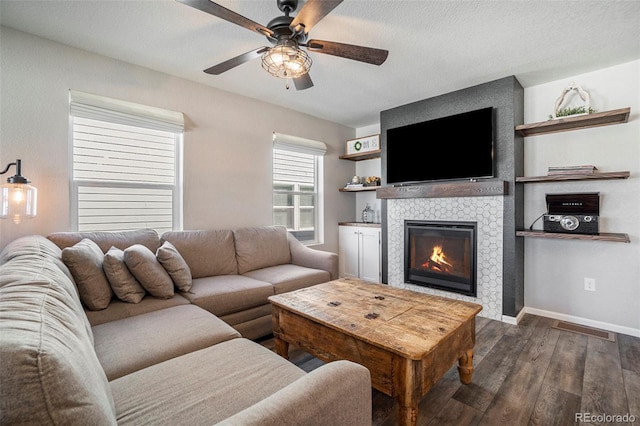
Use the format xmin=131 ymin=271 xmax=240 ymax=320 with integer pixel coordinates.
xmin=618 ymin=333 xmax=640 ymax=374
xmin=622 ymin=369 xmax=640 ymax=422
xmin=505 ymin=312 xmax=540 ymax=339
xmin=425 ymin=398 xmax=483 ymax=426
xmin=543 ymin=330 xmax=588 ymax=396
xmin=517 ymin=315 xmax=560 ymax=364
xmin=452 ymin=334 xmax=522 ymax=412
xmin=478 ymin=316 xmax=561 ymax=425
xmin=581 ymin=336 xmax=630 ymax=419
xmin=529 ymin=383 xmax=582 ymax=426
xmin=475 ymin=315 xmax=491 ymax=333
xmin=473 ymin=318 xmax=511 ymax=357
xmin=418 ymin=364 xmax=465 ymax=420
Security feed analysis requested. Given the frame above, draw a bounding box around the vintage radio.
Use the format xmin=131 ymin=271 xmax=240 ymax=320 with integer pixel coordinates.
xmin=543 ymin=192 xmax=600 ymax=235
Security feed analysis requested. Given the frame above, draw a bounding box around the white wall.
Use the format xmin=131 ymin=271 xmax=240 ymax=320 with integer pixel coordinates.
xmin=522 ymin=61 xmax=640 ymax=335
xmin=0 ymin=27 xmax=357 ymax=252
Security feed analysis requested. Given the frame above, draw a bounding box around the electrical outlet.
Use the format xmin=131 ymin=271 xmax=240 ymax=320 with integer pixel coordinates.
xmin=584 ymin=277 xmax=596 ymax=292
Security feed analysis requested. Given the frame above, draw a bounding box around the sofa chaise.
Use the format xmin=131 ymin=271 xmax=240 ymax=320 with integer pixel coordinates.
xmin=0 ymin=227 xmax=371 ymax=425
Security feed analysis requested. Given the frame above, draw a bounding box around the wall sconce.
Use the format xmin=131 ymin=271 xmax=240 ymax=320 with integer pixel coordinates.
xmin=1 ymin=159 xmax=37 ymax=224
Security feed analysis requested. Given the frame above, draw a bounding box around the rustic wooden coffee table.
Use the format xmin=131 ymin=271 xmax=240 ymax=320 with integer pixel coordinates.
xmin=268 ymin=278 xmax=483 ymax=426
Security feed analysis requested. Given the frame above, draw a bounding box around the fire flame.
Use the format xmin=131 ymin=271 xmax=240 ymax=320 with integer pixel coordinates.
xmin=430 ymin=245 xmax=452 ymax=267
xmin=420 ymin=244 xmax=453 ymax=273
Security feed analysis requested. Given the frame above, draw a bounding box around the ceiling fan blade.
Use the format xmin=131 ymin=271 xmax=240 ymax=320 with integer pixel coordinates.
xmin=204 ymin=47 xmax=270 ymax=75
xmin=293 ymin=73 xmax=314 ymax=90
xmin=289 ymin=0 xmax=343 ymax=34
xmin=305 ymin=39 xmax=388 ymax=65
xmin=177 ymin=0 xmax=273 ymax=38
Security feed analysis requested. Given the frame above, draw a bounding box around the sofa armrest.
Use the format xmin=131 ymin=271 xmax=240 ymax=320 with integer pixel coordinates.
xmin=217 ymin=360 xmax=371 ymax=426
xmin=287 ymin=233 xmax=339 ymax=280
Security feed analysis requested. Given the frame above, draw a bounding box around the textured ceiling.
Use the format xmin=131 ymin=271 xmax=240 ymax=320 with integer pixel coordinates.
xmin=2 ymin=0 xmax=639 ymax=128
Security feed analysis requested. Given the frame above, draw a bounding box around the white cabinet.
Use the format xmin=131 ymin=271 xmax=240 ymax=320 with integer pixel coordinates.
xmin=338 ymin=224 xmax=381 ymax=282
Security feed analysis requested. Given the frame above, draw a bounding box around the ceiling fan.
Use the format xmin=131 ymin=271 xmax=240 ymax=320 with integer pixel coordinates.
xmin=176 ymin=0 xmax=389 ymax=90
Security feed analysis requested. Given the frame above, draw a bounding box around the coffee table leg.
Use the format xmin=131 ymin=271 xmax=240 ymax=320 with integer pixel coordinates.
xmin=394 ymin=358 xmax=420 ymax=426
xmin=274 ymin=336 xmax=290 ymax=360
xmin=397 ymin=403 xmax=418 ymax=426
xmin=457 ymin=349 xmax=474 ymax=384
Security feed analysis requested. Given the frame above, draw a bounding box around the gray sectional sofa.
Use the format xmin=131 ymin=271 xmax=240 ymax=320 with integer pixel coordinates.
xmin=0 ymin=226 xmax=372 ymax=425
xmin=48 ymin=225 xmax=338 ymax=340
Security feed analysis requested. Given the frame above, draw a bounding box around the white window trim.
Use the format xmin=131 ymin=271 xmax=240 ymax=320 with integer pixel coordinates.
xmin=68 ymin=90 xmax=184 ymax=232
xmin=272 ymin=133 xmax=326 ymax=245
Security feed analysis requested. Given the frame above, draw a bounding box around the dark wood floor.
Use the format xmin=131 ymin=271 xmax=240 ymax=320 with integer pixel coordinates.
xmin=259 ymin=314 xmax=640 ymax=425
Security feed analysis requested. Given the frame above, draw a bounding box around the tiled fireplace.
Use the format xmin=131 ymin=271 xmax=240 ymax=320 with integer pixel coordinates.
xmin=405 ymin=220 xmax=477 ymax=297
xmin=387 ymin=196 xmax=504 ymax=320
xmin=379 ymin=76 xmax=524 ymax=320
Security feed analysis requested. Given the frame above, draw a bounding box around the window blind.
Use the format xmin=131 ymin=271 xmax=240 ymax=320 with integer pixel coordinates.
xmin=272 ymin=132 xmax=324 ymax=244
xmin=272 ymin=132 xmax=327 ymax=156
xmin=69 ymin=90 xmax=184 ymax=133
xmin=70 ymin=91 xmax=183 ymax=234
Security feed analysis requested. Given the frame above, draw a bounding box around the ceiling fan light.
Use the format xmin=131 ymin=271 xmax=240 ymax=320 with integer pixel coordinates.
xmin=261 ymin=42 xmax=312 ymax=79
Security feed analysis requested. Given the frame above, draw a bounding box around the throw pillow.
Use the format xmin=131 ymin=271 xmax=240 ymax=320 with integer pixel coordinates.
xmin=103 ymin=246 xmax=146 ymax=303
xmin=156 ymin=241 xmax=192 ymax=292
xmin=61 ymin=238 xmax=113 ymax=310
xmin=123 ymin=244 xmax=174 ymax=299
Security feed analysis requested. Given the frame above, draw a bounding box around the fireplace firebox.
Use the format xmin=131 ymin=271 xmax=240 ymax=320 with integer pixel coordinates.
xmin=404 ymin=220 xmax=477 ymax=297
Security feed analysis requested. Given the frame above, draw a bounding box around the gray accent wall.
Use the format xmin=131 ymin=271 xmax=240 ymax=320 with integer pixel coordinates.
xmin=380 ymin=76 xmax=524 ymax=318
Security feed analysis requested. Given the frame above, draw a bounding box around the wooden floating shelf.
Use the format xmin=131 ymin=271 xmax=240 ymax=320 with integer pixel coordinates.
xmin=515 ymin=107 xmax=630 ymax=137
xmin=516 ymin=171 xmax=630 ymax=183
xmin=339 ymin=150 xmax=381 ymax=161
xmin=339 ymin=186 xmax=379 ymax=192
xmin=516 ymin=230 xmax=630 ymax=243
xmin=376 ymin=180 xmax=507 ymax=199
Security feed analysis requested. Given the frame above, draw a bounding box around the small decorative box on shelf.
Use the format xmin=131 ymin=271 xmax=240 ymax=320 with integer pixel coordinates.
xmin=344 ymin=134 xmax=380 ymax=155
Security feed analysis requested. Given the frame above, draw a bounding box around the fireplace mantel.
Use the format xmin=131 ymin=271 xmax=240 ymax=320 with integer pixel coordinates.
xmin=376 ymin=179 xmax=507 ymax=199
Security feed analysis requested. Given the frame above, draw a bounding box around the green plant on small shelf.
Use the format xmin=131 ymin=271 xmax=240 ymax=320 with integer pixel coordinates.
xmin=549 ymin=106 xmax=596 ymax=120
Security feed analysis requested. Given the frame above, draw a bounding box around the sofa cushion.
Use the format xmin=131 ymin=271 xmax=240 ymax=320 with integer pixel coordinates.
xmin=103 ymin=246 xmax=146 ymax=303
xmin=93 ymin=305 xmax=241 ymax=380
xmin=0 ymin=235 xmax=74 ymax=286
xmin=0 ymin=236 xmax=116 ymax=424
xmin=62 ymin=238 xmax=114 ymax=310
xmin=0 ymin=235 xmax=94 ymax=341
xmin=182 ymin=275 xmax=274 ymax=317
xmin=123 ymin=244 xmax=174 ymax=299
xmin=161 ymin=229 xmax=238 ymax=278
xmin=156 ymin=240 xmax=192 ymax=292
xmin=48 ymin=228 xmax=161 ymax=253
xmin=219 ymin=305 xmax=274 ymax=341
xmin=243 ymin=264 xmax=330 ymax=294
xmin=110 ymin=338 xmax=305 ymax=425
xmin=85 ymin=293 xmax=190 ymax=327
xmin=234 ymin=226 xmax=291 ymax=274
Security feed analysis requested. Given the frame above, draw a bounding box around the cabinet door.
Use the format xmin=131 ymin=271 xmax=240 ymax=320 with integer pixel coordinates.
xmin=338 ymin=226 xmax=360 ymax=278
xmin=359 ymin=227 xmax=381 ymax=282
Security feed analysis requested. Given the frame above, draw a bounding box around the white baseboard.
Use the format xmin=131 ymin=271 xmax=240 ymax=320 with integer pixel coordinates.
xmin=511 ymin=307 xmax=640 ymax=338
xmin=501 ymin=308 xmax=527 ymax=325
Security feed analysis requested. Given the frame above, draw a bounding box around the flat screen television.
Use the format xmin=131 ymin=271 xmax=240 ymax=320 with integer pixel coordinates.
xmin=386 ymin=107 xmax=495 ymax=185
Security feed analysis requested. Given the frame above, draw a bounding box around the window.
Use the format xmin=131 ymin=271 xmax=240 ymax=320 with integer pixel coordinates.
xmin=69 ymin=90 xmax=184 ymax=234
xmin=272 ymin=133 xmax=326 ymax=244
